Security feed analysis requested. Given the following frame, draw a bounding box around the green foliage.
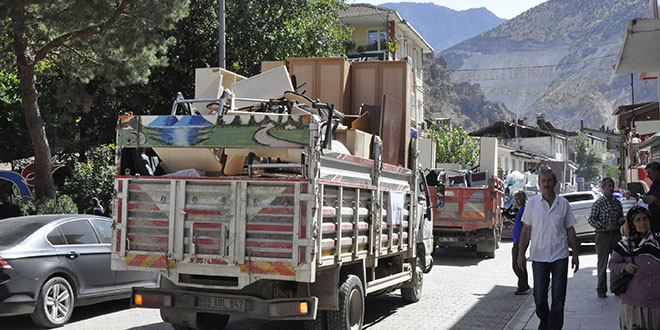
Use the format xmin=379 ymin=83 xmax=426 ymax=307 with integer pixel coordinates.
xmin=61 ymin=145 xmax=116 ymax=212
xmin=574 ymin=133 xmax=603 ymax=183
xmin=605 ymin=165 xmax=620 ymax=181
xmin=37 ymin=194 xmax=78 ymax=215
xmin=428 ymin=124 xmax=479 ymax=168
xmin=226 ymin=0 xmax=352 ymax=76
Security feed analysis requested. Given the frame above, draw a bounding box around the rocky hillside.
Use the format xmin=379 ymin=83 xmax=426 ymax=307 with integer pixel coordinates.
xmin=423 ymin=55 xmax=515 ymax=130
xmin=379 ymin=2 xmax=506 ymax=51
xmin=441 ymin=0 xmax=658 ymax=130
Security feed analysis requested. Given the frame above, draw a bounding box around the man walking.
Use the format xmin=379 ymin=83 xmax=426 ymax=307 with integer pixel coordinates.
xmin=518 ymin=169 xmax=579 ymax=330
xmin=512 ymin=190 xmax=530 ymax=295
xmin=588 ymin=177 xmax=623 ymax=298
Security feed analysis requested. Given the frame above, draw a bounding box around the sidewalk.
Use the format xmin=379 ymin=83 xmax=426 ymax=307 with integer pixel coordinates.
xmin=504 ymin=246 xmax=620 ymax=330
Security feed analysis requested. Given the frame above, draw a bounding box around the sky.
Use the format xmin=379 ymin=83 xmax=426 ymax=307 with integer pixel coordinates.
xmin=352 ymin=0 xmax=549 ymax=19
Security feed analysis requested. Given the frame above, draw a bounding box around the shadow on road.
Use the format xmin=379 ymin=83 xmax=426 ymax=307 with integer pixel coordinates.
xmin=448 ymin=284 xmax=527 ymax=330
xmin=1 ymin=298 xmax=134 ymax=330
xmin=433 ymin=247 xmax=483 ymax=266
xmin=362 ymin=293 xmax=414 ymax=329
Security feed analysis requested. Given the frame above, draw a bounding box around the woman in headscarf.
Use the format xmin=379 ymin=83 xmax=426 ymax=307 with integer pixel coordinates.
xmin=609 ymin=206 xmax=660 ymax=330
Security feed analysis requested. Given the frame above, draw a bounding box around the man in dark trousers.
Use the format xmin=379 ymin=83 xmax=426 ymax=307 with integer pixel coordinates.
xmin=0 ymin=193 xmax=22 ymax=219
xmin=588 ymin=177 xmax=623 ymax=298
xmin=512 ymin=190 xmax=530 ymax=295
xmin=518 ymin=169 xmax=579 ymax=330
xmin=642 ymin=161 xmax=660 ymax=234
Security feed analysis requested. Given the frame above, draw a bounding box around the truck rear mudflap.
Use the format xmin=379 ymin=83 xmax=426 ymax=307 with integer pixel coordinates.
xmin=132 ymin=287 xmax=318 ymax=321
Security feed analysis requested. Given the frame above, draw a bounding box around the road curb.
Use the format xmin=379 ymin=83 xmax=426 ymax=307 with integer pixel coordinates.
xmin=503 ymin=291 xmax=535 ymax=330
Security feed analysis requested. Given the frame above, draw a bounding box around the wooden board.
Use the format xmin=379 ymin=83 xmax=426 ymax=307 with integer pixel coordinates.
xmin=261 ymin=61 xmax=286 ymax=73
xmin=232 ymin=65 xmax=293 ymax=109
xmin=351 ymin=61 xmax=411 ymax=167
xmin=287 ymin=57 xmax=352 ymax=115
xmin=360 ymin=104 xmax=382 ymax=136
xmin=381 ymin=94 xmax=402 ymax=166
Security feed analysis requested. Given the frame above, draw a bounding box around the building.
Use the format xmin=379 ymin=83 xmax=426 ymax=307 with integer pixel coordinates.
xmin=470 ymin=117 xmax=577 ymax=190
xmin=613 ymin=0 xmax=660 ymax=187
xmin=339 ymin=3 xmax=434 ymax=127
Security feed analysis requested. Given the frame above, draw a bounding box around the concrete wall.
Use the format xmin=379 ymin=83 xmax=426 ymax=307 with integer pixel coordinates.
xmin=480 ymin=137 xmax=498 ymax=178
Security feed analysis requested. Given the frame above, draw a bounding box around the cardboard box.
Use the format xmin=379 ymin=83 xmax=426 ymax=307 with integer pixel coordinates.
xmin=335 ymin=129 xmax=372 ymax=159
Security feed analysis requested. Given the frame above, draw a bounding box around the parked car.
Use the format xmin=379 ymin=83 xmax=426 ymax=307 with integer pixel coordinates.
xmin=559 ymin=191 xmax=601 ymax=243
xmin=0 ymin=215 xmax=158 ymax=328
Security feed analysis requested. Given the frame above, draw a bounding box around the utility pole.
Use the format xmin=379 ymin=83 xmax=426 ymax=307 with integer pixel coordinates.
xmin=218 ymin=0 xmax=226 ymax=69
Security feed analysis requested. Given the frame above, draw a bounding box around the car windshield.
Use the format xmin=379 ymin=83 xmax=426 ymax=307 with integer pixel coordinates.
xmin=0 ymin=216 xmax=56 ymax=249
xmin=562 ymin=194 xmax=593 ymax=203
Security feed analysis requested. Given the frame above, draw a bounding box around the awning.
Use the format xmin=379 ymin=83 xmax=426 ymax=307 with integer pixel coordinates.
xmin=615 ymin=18 xmax=660 ymax=74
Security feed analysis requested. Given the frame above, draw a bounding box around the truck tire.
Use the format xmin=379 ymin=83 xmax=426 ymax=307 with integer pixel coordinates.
xmin=401 ymin=265 xmax=423 ymax=303
xmin=303 ymin=310 xmax=328 ymax=330
xmin=327 ymin=275 xmax=364 ymax=330
xmin=476 ymin=228 xmax=497 ymax=259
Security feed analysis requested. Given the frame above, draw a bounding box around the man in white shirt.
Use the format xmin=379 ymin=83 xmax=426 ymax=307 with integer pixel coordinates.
xmin=517 ymin=169 xmax=580 ymax=330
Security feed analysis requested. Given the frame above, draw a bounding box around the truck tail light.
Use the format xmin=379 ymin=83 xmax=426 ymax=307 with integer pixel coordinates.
xmin=0 ymin=257 xmax=12 ymax=270
xmin=133 ymin=292 xmax=172 ymax=307
xmin=299 ymin=302 xmax=308 ymax=315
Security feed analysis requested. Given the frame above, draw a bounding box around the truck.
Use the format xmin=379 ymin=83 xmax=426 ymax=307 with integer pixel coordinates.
xmin=428 ymin=171 xmax=504 ymax=258
xmin=109 ymin=84 xmax=435 ymax=330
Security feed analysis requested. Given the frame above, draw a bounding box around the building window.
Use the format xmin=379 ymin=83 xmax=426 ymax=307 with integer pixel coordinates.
xmin=368 ymin=29 xmax=388 ymax=51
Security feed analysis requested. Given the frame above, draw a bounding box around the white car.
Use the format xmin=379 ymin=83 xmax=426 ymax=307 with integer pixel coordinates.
xmin=559 ymin=191 xmax=602 ymax=243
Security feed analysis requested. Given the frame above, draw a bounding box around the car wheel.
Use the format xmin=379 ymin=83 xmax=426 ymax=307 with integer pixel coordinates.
xmin=31 ymin=276 xmax=75 ymax=328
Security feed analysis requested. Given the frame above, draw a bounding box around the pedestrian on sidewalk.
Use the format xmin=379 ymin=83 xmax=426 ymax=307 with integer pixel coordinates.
xmin=588 ymin=177 xmax=624 ymax=298
xmin=512 ymin=190 xmax=530 ymax=295
xmin=642 ymin=161 xmax=660 ymax=235
xmin=517 ymin=169 xmax=580 ymax=330
xmin=608 ymin=206 xmax=660 ymax=330
xmin=620 ymin=190 xmax=637 ymax=219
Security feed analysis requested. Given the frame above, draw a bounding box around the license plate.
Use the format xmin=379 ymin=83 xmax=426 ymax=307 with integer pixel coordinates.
xmin=439 ymin=237 xmax=458 ymax=242
xmin=197 ymin=297 xmax=246 ymax=312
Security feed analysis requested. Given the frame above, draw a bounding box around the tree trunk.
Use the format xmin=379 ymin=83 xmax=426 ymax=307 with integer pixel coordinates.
xmin=17 ymin=65 xmax=56 ymax=201
xmin=11 ymin=2 xmax=56 ymax=201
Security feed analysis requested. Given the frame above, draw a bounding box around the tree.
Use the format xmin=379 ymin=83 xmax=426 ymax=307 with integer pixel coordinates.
xmin=429 ymin=124 xmax=479 ymax=168
xmin=574 ymin=132 xmax=603 ymax=183
xmin=61 ymin=144 xmax=116 ymax=212
xmin=0 ymin=1 xmax=189 ymax=200
xmin=114 ymin=0 xmax=351 ymax=117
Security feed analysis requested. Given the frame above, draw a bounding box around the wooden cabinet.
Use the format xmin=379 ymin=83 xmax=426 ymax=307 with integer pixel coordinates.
xmin=287 ymin=58 xmax=352 ymax=115
xmin=351 ymin=61 xmax=411 ymax=167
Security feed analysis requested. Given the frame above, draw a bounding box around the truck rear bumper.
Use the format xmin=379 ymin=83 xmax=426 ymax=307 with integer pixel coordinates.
xmin=131 ymin=287 xmax=318 ymax=321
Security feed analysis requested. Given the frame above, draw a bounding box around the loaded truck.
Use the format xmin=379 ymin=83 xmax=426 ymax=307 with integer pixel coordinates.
xmin=428 ymin=171 xmax=504 ymax=258
xmin=109 ymin=68 xmax=434 ymax=330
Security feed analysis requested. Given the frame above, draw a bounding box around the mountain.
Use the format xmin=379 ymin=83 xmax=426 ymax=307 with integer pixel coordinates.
xmin=423 ymin=55 xmax=515 ymax=130
xmin=379 ymin=2 xmax=506 ymax=51
xmin=441 ymin=0 xmax=658 ymax=131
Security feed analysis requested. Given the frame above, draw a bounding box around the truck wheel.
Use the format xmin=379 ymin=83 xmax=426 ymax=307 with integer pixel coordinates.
xmin=31 ymin=276 xmax=75 ymax=328
xmin=476 ymin=228 xmax=497 ymax=259
xmin=197 ymin=313 xmax=229 ymax=330
xmin=328 ymin=275 xmax=364 ymax=330
xmin=401 ymin=265 xmax=423 ymax=303
xmin=303 ymin=310 xmax=328 ymax=330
